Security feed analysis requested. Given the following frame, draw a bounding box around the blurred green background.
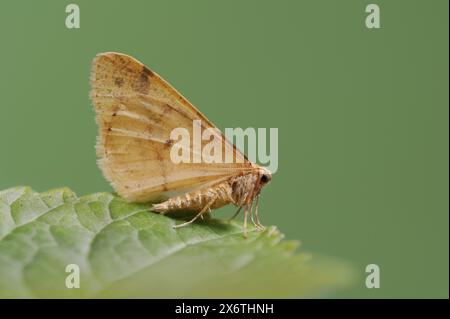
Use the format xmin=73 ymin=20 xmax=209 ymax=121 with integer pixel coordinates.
xmin=0 ymin=0 xmax=448 ymax=298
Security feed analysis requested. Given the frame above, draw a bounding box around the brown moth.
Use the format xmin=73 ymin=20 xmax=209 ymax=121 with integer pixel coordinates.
xmin=90 ymin=52 xmax=272 ymax=236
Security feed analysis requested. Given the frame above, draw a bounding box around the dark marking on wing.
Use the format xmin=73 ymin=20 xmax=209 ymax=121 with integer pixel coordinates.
xmin=114 ymin=77 xmax=124 ymax=87
xmin=131 ymin=66 xmax=152 ymax=94
xmin=142 ymin=66 xmax=154 ymax=78
xmin=165 ymin=139 xmax=174 ymax=147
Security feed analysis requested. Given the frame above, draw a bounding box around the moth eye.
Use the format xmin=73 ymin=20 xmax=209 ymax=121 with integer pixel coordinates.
xmin=260 ymin=174 xmax=269 ymax=183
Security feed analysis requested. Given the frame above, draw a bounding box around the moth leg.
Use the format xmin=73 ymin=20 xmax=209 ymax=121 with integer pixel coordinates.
xmin=173 ymin=195 xmax=218 ymax=229
xmin=250 ymin=200 xmax=263 ymax=230
xmin=200 ymin=210 xmax=212 ymax=220
xmin=200 ymin=207 xmax=211 ymax=220
xmin=227 ymin=205 xmax=243 ymax=222
xmin=203 ymin=211 xmax=212 ymax=220
xmin=250 ymin=200 xmax=257 ymax=227
xmin=254 ymin=195 xmax=265 ymax=229
xmin=243 ymin=205 xmax=249 ymax=238
xmin=172 ymin=211 xmax=204 ymax=229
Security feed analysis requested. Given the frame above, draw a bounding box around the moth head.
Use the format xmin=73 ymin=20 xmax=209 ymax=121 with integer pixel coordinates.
xmin=258 ymin=167 xmax=272 ymax=186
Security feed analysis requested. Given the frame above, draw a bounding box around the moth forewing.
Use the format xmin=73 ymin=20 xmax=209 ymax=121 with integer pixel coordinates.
xmin=90 ymin=52 xmax=272 ymax=235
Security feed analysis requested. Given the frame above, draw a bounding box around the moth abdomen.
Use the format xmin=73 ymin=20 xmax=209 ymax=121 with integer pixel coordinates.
xmin=152 ymin=181 xmax=234 ymax=214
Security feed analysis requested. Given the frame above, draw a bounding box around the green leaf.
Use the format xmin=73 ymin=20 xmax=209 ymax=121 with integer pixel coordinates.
xmin=0 ymin=186 xmax=354 ymax=298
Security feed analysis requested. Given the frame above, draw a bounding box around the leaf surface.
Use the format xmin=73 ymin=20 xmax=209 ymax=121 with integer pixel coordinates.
xmin=0 ymin=187 xmax=353 ymax=298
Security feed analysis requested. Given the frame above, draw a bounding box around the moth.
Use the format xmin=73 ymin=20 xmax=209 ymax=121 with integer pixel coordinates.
xmin=90 ymin=52 xmax=272 ymax=236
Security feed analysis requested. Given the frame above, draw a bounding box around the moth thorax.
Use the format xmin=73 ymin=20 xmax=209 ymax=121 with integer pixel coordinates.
xmin=230 ymin=173 xmax=261 ymax=206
